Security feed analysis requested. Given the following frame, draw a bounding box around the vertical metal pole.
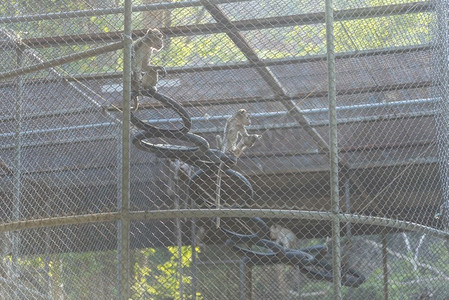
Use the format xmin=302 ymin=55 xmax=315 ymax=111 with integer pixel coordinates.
xmin=325 ymin=0 xmax=342 ymax=298
xmin=45 ymin=193 xmax=52 ymax=300
xmin=344 ymin=179 xmax=353 ymax=300
xmin=382 ymin=232 xmax=389 ymax=300
xmin=244 ymin=264 xmax=252 ymax=300
xmin=239 ymin=261 xmax=245 ymax=300
xmin=191 ymin=220 xmax=198 ymax=300
xmin=116 ymin=124 xmax=123 ymax=299
xmin=118 ymin=0 xmax=132 ymax=299
xmin=13 ymin=44 xmax=25 ymax=299
xmin=434 ymin=0 xmax=449 ymax=231
xmin=170 ymin=161 xmax=185 ymax=300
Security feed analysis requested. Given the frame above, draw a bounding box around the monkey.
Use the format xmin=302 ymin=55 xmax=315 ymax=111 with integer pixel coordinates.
xmin=216 ymin=109 xmax=261 ymax=157
xmin=217 ymin=109 xmax=250 ymax=153
xmin=214 ymin=109 xmax=261 ymax=228
xmin=270 ymin=224 xmax=298 ymax=249
xmin=141 ymin=66 xmax=167 ymax=91
xmin=232 ymin=134 xmax=261 ymax=158
xmin=131 ymin=28 xmax=165 ymax=109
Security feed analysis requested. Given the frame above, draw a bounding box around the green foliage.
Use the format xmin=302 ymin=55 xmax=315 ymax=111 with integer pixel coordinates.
xmin=132 ymin=246 xmax=202 ymax=300
xmin=334 ymin=13 xmax=433 ymax=52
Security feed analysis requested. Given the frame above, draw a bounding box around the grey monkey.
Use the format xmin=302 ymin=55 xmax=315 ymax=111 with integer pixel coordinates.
xmin=216 ymin=109 xmax=261 ymax=157
xmin=131 ymin=28 xmax=165 ymax=109
xmin=270 ymin=224 xmax=298 ymax=249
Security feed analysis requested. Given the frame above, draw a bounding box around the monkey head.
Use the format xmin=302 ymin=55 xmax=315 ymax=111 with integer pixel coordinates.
xmin=270 ymin=224 xmax=282 ymax=239
xmin=142 ymin=28 xmax=164 ymax=51
xmin=236 ymin=109 xmax=251 ymax=126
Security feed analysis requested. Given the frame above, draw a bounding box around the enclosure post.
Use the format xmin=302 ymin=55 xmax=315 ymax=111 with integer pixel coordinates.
xmin=169 ymin=161 xmax=185 ymax=300
xmin=434 ymin=0 xmax=449 ymax=231
xmin=325 ymin=0 xmax=342 ymax=299
xmin=244 ymin=264 xmax=253 ymax=300
xmin=44 ymin=191 xmax=52 ymax=300
xmin=118 ymin=0 xmax=133 ymax=299
xmin=191 ymin=220 xmax=198 ymax=300
xmin=12 ymin=44 xmax=25 ymax=299
xmin=239 ymin=261 xmax=245 ymax=300
xmin=344 ymin=179 xmax=353 ymax=300
xmin=382 ymin=232 xmax=389 ymax=300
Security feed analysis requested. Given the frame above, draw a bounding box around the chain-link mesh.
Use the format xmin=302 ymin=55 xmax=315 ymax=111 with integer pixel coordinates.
xmin=1 ymin=0 xmax=448 ymax=299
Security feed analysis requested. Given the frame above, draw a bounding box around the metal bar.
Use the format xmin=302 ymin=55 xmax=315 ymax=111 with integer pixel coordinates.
xmin=44 ymin=194 xmax=52 ymax=300
xmin=382 ymin=232 xmax=389 ymax=300
xmin=133 ymin=97 xmax=438 ymax=125
xmin=0 ymin=0 xmax=252 ymax=24
xmin=110 ymin=80 xmax=433 ymax=110
xmin=0 ymin=107 xmax=96 ymax=122
xmin=0 ymin=44 xmax=431 ymax=89
xmin=109 ymin=80 xmax=432 ymax=110
xmin=4 ymin=2 xmax=432 ymax=49
xmin=191 ymin=219 xmax=198 ymax=300
xmin=116 ymin=124 xmax=124 ymax=300
xmin=325 ymin=0 xmax=342 ymax=298
xmin=0 ymin=122 xmax=115 ymax=138
xmin=54 ymin=44 xmax=434 ymax=79
xmin=118 ymin=0 xmax=132 ymax=299
xmin=0 ymin=41 xmax=124 ymax=81
xmin=0 ymin=135 xmax=116 ymax=151
xmin=12 ymin=41 xmax=24 ymax=300
xmin=170 ymin=161 xmax=185 ymax=300
xmin=0 ymin=209 xmax=448 ymax=241
xmin=164 ymin=44 xmax=431 ymax=72
xmin=434 ymin=0 xmax=449 ymax=231
xmin=344 ymin=179 xmax=353 ymax=300
xmin=168 ymin=111 xmax=439 ymax=132
xmin=239 ymin=261 xmax=245 ymax=300
xmin=244 ymin=264 xmax=252 ymax=300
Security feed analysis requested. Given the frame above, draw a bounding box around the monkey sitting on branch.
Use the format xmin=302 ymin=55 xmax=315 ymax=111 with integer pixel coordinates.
xmin=131 ymin=28 xmax=166 ymax=109
xmin=216 ymin=109 xmax=261 ymax=158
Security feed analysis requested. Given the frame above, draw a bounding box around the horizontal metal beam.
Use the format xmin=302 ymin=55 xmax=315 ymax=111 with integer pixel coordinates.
xmin=0 ymin=0 xmax=251 ymax=24
xmin=0 ymin=43 xmax=429 ymax=89
xmin=3 ymin=2 xmax=432 ymax=49
xmin=134 ymin=97 xmax=439 ymax=126
xmin=0 ymin=208 xmax=447 ymax=242
xmin=163 ymin=44 xmax=431 ymax=74
xmin=108 ymin=80 xmax=432 ymax=111
xmin=0 ymin=107 xmax=98 ymax=123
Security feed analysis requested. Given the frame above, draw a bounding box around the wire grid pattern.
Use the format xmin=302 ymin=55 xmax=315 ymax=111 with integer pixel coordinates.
xmin=0 ymin=0 xmax=448 ymax=299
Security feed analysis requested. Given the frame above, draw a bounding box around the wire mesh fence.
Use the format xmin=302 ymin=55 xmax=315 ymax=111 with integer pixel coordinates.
xmin=0 ymin=0 xmax=448 ymax=299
